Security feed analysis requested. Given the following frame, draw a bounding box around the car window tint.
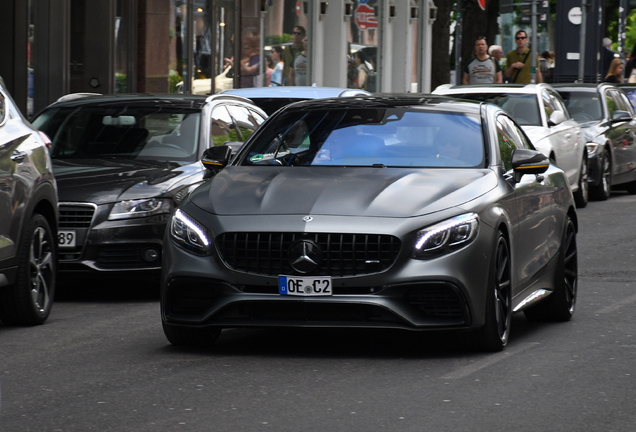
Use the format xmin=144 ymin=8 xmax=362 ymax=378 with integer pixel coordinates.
xmin=241 ymin=108 xmax=484 ymax=168
xmin=548 ymin=90 xmax=570 ymax=119
xmin=226 ymin=105 xmax=261 ymax=142
xmin=211 ymin=105 xmax=239 ymax=146
xmin=32 ymin=106 xmax=200 ymax=161
xmin=558 ymin=91 xmax=603 ymax=122
xmin=250 ymin=109 xmax=267 ymax=125
xmin=610 ymin=90 xmax=632 ymax=113
xmin=605 ymin=91 xmax=618 ymax=118
xmin=452 ymin=93 xmax=541 ymax=126
xmin=496 ymin=116 xmax=516 ymax=171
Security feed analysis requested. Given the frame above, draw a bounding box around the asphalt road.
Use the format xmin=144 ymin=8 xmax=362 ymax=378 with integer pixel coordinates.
xmin=2 ymin=192 xmax=636 ymax=431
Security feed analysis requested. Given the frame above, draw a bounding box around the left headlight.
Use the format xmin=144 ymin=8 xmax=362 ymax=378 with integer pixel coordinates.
xmin=108 ymin=198 xmax=173 ymax=220
xmin=412 ymin=213 xmax=479 ymax=259
xmin=169 ymin=209 xmax=212 ymax=255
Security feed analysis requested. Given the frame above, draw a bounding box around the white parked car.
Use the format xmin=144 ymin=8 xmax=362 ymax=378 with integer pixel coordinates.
xmin=433 ymin=83 xmax=588 ymax=207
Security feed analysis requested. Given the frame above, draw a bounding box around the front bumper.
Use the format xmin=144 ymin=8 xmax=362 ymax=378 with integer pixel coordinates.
xmin=58 ymin=202 xmax=167 ymax=274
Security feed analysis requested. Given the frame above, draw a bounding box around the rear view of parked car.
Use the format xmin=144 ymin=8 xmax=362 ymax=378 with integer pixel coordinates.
xmin=554 ymin=83 xmax=636 ymax=200
xmin=0 ymin=77 xmax=58 ymax=325
xmin=31 ymin=93 xmax=266 ymax=280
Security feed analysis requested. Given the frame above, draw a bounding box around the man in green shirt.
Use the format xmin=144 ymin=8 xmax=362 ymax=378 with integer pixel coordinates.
xmin=506 ymin=30 xmax=543 ymax=84
xmin=282 ymin=25 xmax=306 ymax=86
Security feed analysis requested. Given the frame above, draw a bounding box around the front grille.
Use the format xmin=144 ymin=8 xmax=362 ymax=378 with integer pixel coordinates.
xmin=58 ymin=203 xmax=96 ymax=229
xmin=216 ymin=232 xmax=401 ymax=277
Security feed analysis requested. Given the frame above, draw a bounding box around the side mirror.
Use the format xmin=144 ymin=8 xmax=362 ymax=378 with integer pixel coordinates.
xmin=201 ymin=145 xmax=232 ymax=171
xmin=612 ymin=110 xmax=633 ymax=122
xmin=511 ymin=148 xmax=550 ymax=183
xmin=548 ymin=110 xmax=566 ymax=126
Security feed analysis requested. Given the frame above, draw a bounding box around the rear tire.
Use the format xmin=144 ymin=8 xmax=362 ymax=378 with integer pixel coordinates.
xmin=162 ymin=321 xmax=221 ymax=347
xmin=591 ymin=148 xmax=611 ymax=201
xmin=476 ymin=231 xmax=512 ymax=352
xmin=524 ymin=216 xmax=577 ymax=322
xmin=0 ymin=214 xmax=56 ymax=326
xmin=573 ymin=156 xmax=589 ymax=208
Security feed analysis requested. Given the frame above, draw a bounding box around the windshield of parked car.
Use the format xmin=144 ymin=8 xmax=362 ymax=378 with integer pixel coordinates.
xmin=32 ymin=105 xmax=201 ymax=162
xmin=240 ymin=108 xmax=485 ymax=168
xmin=451 ymin=93 xmax=541 ymax=127
xmin=557 ymin=91 xmax=604 ymax=123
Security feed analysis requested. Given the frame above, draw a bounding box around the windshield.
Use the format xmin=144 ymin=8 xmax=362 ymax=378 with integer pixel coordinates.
xmin=452 ymin=93 xmax=541 ymax=126
xmin=557 ymin=91 xmax=604 ymax=123
xmin=240 ymin=108 xmax=485 ymax=168
xmin=32 ymin=105 xmax=201 ymax=162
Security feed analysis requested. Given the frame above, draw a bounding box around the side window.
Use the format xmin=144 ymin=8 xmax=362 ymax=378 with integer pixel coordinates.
xmin=541 ymin=89 xmax=557 ymax=120
xmin=605 ymin=91 xmax=618 ymax=119
xmin=497 ymin=116 xmax=518 ymax=171
xmin=210 ymin=105 xmax=239 ymax=147
xmin=227 ymin=105 xmax=261 ymax=142
xmin=549 ymin=91 xmax=571 ymax=119
xmin=611 ymin=90 xmax=632 ymax=113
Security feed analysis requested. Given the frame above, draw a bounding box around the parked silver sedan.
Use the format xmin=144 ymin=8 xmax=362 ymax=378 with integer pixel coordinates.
xmin=161 ymin=95 xmax=578 ymax=352
xmin=433 ymin=83 xmax=588 ymax=207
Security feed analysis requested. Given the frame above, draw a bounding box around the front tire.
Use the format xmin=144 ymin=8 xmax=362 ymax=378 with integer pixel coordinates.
xmin=476 ymin=231 xmax=512 ymax=352
xmin=0 ymin=214 xmax=56 ymax=326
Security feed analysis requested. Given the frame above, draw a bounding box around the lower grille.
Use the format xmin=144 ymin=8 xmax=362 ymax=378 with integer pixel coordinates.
xmin=405 ymin=283 xmax=468 ymax=323
xmin=96 ymin=245 xmax=162 ymax=269
xmin=216 ymin=232 xmax=401 ymax=277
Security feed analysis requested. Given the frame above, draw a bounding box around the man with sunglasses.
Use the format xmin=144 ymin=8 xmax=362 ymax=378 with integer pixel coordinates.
xmin=282 ymin=25 xmax=306 ymax=86
xmin=506 ymin=30 xmax=543 ymax=84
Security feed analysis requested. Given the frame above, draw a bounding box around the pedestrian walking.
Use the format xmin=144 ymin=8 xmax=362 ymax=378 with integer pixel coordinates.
xmin=463 ymin=37 xmax=502 ymax=84
xmin=506 ymin=30 xmax=542 ymax=84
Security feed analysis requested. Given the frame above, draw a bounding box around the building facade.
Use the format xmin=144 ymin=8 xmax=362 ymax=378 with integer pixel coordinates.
xmin=1 ymin=0 xmax=437 ymax=118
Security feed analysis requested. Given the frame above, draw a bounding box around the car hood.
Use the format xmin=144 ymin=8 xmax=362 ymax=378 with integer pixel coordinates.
xmin=191 ymin=167 xmax=498 ymax=217
xmin=578 ymin=121 xmax=608 ymax=142
xmin=53 ymin=158 xmax=195 ymax=204
xmin=521 ymin=125 xmax=549 ymax=142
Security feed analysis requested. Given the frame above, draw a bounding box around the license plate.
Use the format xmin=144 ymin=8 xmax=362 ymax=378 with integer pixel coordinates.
xmin=58 ymin=230 xmax=76 ymax=248
xmin=279 ymin=275 xmax=332 ymax=296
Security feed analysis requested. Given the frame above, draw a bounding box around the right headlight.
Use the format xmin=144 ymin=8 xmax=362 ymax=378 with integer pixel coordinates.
xmin=170 ymin=209 xmax=212 ymax=255
xmin=585 ymin=142 xmax=599 ymax=157
xmin=412 ymin=213 xmax=479 ymax=259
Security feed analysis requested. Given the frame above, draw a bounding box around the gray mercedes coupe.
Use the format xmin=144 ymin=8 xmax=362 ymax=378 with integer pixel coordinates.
xmin=160 ymin=95 xmax=578 ymax=352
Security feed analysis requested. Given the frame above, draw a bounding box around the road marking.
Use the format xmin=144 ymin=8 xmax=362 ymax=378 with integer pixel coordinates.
xmin=441 ymin=342 xmax=540 ymax=380
xmin=595 ymin=293 xmax=636 ymax=314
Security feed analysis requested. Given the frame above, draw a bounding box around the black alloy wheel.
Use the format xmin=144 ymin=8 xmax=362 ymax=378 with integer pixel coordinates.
xmin=0 ymin=214 xmax=56 ymax=326
xmin=525 ymin=216 xmax=578 ymax=322
xmin=476 ymin=231 xmax=512 ymax=352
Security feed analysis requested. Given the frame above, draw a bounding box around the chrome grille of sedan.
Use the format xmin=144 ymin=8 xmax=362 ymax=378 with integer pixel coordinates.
xmin=58 ymin=203 xmax=96 ymax=229
xmin=216 ymin=232 xmax=401 ymax=277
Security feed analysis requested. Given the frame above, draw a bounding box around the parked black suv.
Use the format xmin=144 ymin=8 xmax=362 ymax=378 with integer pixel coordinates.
xmin=0 ymin=77 xmax=58 ymax=325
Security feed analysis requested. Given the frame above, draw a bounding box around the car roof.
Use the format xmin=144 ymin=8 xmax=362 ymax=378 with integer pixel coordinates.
xmin=266 ymin=94 xmax=484 ymax=115
xmin=551 ymin=83 xmax=609 ymax=91
xmin=44 ymin=93 xmax=256 ymax=110
xmin=433 ymin=83 xmax=552 ymax=95
xmin=220 ymin=86 xmax=371 ymax=99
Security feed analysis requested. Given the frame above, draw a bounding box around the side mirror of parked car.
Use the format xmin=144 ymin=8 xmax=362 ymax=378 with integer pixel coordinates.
xmin=511 ymin=148 xmax=550 ymax=183
xmin=202 ymin=145 xmax=232 ymax=171
xmin=612 ymin=110 xmax=633 ymax=122
xmin=548 ymin=110 xmax=566 ymax=126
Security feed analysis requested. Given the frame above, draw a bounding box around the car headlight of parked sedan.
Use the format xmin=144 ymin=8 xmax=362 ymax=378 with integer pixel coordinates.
xmin=108 ymin=198 xmax=173 ymax=220
xmin=169 ymin=209 xmax=211 ymax=255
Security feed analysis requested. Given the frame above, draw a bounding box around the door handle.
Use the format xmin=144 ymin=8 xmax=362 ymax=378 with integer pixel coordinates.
xmin=11 ymin=150 xmax=27 ymax=162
